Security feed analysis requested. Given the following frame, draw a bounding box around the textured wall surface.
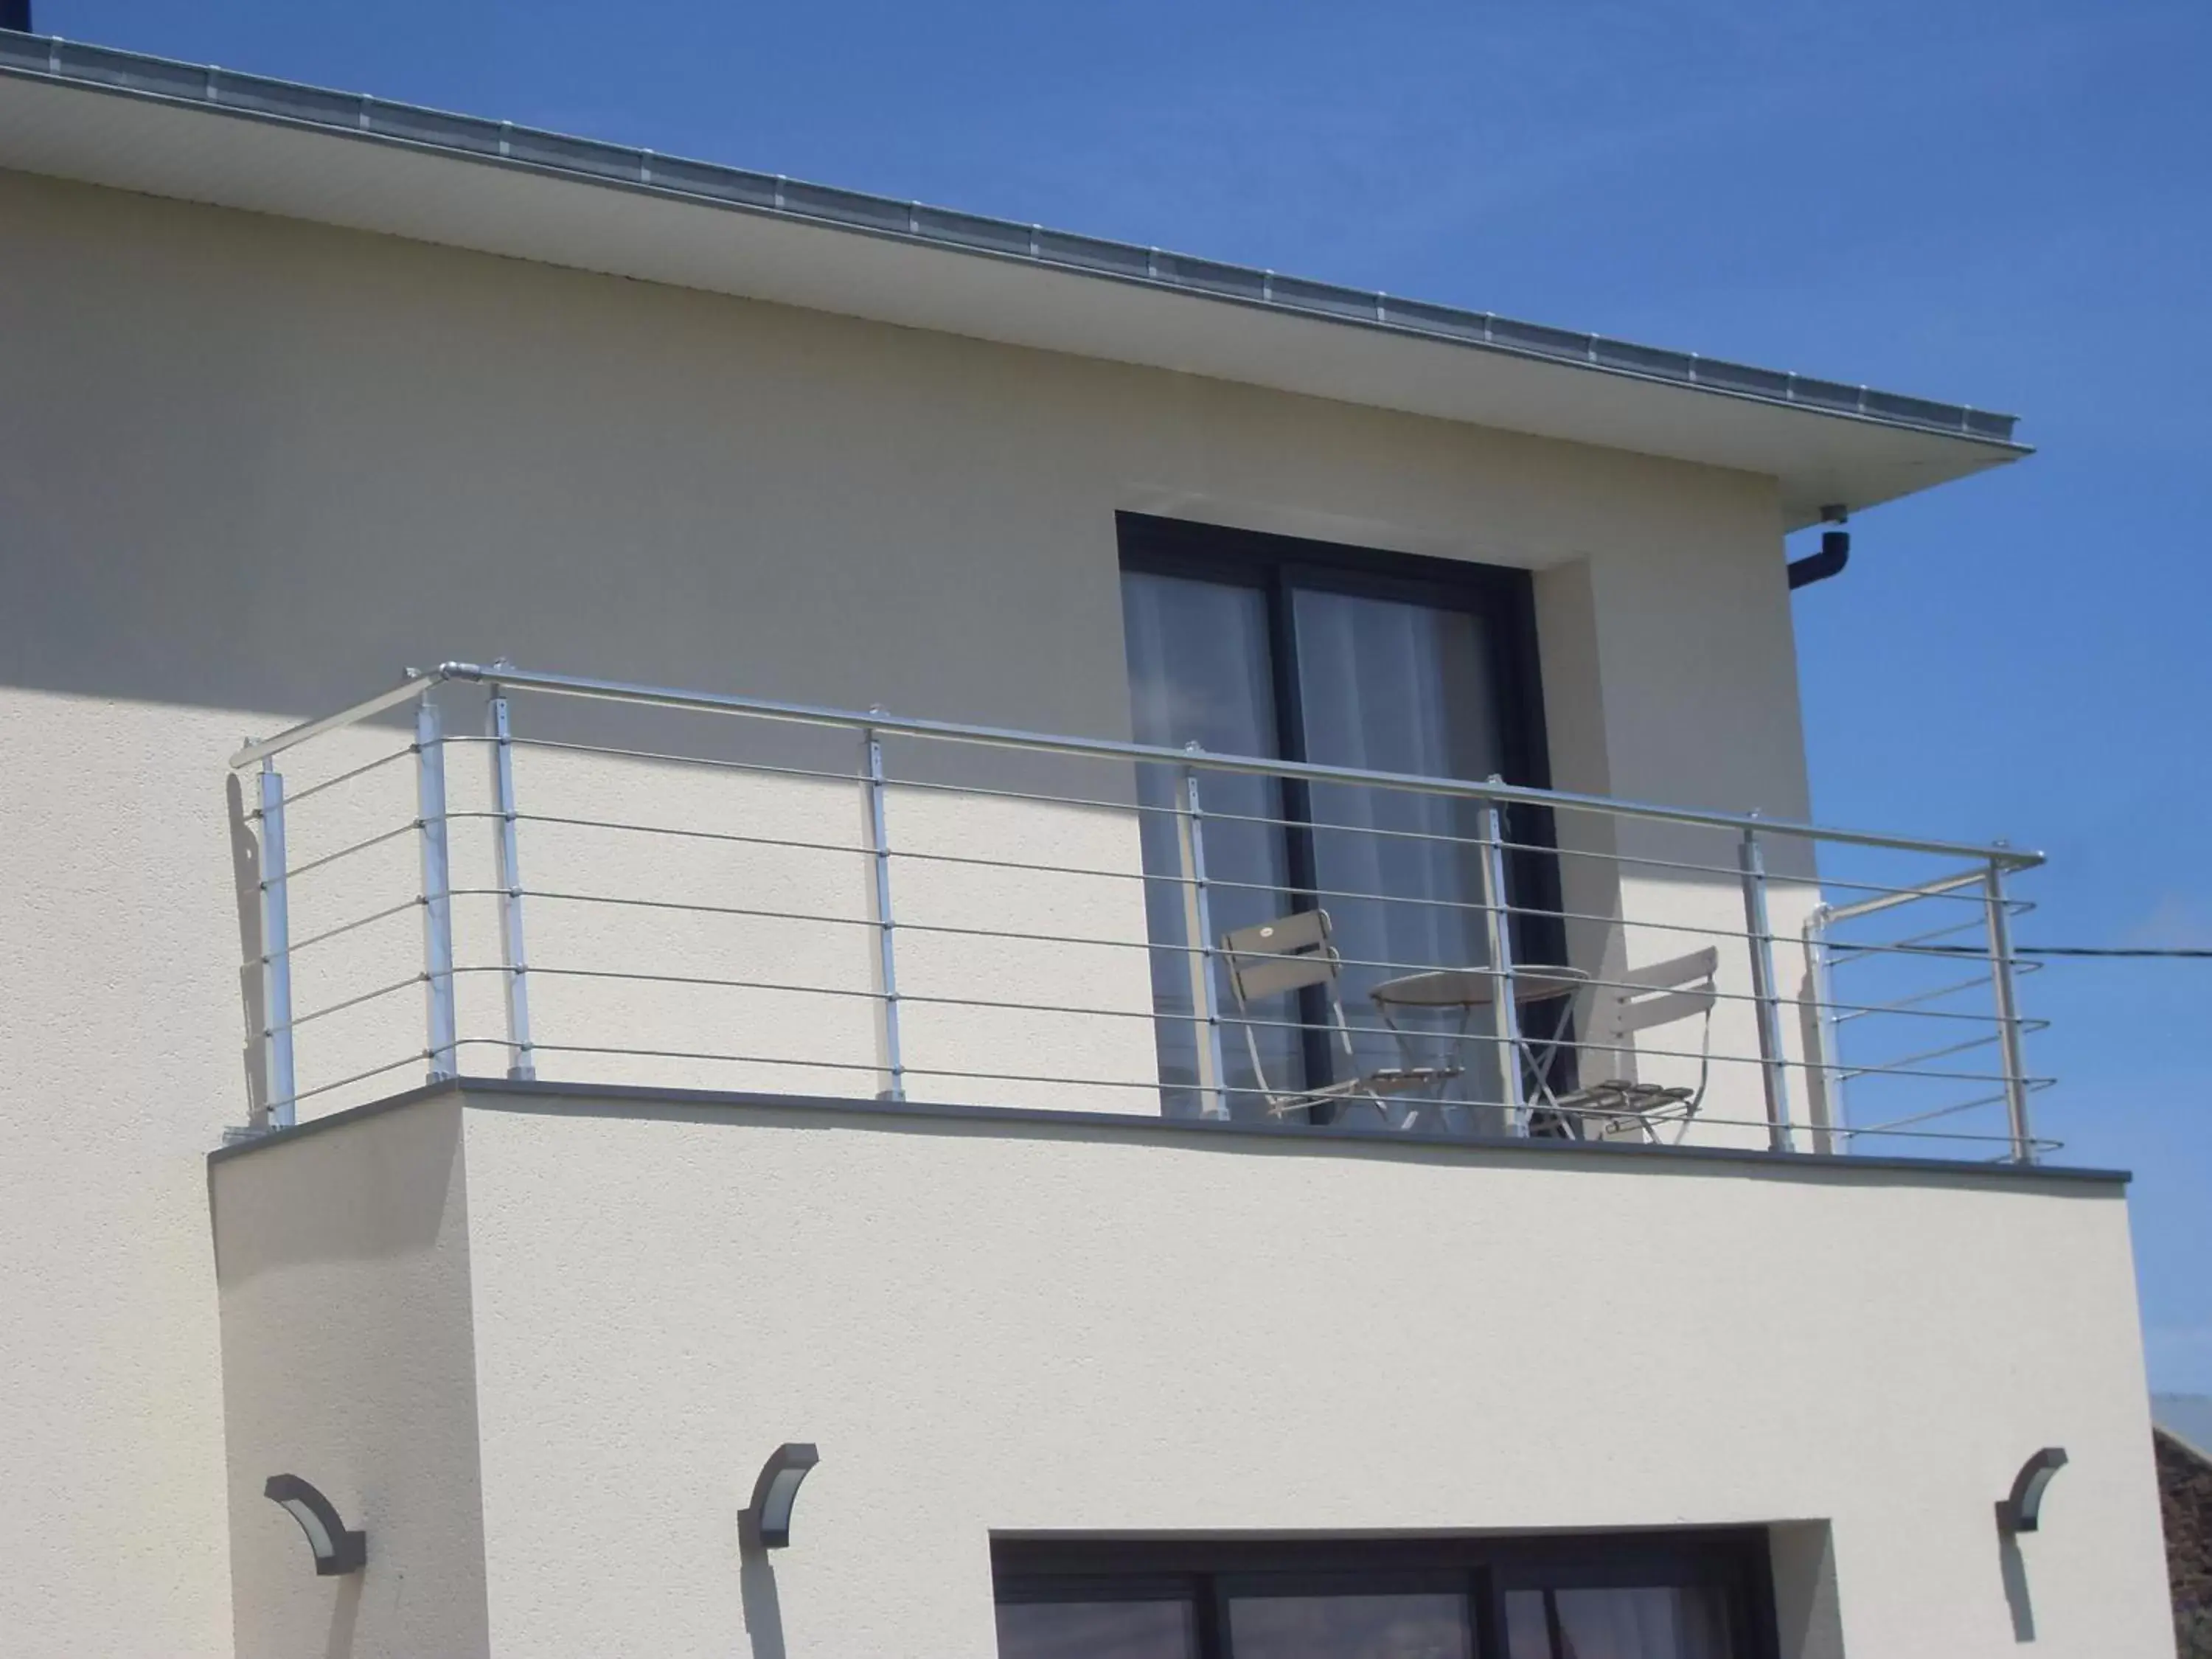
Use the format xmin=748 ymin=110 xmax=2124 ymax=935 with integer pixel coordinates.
xmin=4 ymin=154 xmax=1834 ymax=1656
xmin=211 ymin=1098 xmax=490 ymax=1659
xmin=206 ymin=1089 xmax=2174 ymax=1659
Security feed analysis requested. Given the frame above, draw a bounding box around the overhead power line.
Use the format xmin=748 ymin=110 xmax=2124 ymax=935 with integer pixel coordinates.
xmin=1877 ymin=943 xmax=2212 ymax=960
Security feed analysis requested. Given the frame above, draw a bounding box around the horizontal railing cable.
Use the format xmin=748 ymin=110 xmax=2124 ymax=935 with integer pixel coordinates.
xmin=1867 ymin=942 xmax=2212 ymax=961
xmin=260 ymin=821 xmax=420 ymax=888
xmin=451 ymin=731 xmax=860 ymax=790
xmin=227 ymin=662 xmax=2044 ymax=865
xmin=255 ymin=896 xmax=425 ymax=964
xmin=442 ymin=1040 xmax=2050 ymax=1150
xmin=1492 ymin=835 xmax=2010 ymax=905
xmin=495 ymin=809 xmax=1177 ymax=885
xmin=250 ymin=743 xmax=421 ymax=815
xmin=437 ymin=663 xmax=2045 ymax=865
xmin=414 ymin=738 xmax=2027 ymax=914
xmin=442 ymin=883 xmax=2014 ymax=1029
xmin=254 ymin=810 xmax=2028 ymax=973
xmin=855 ymin=767 xmax=1177 ymax=818
xmin=226 ymin=661 xmax=2062 ymax=1159
xmin=1192 ymin=812 xmax=2013 ymax=914
xmin=1828 ymin=914 xmax=1991 ymax=961
xmin=1829 ymin=972 xmax=1993 ymax=1022
xmin=459 ymin=731 xmax=1191 ymax=821
xmin=267 ymin=1051 xmax=433 ymax=1116
xmin=436 ymin=953 xmax=2035 ymax=1085
xmin=263 ymin=973 xmax=425 ymax=1037
xmin=1837 ymin=1030 xmax=2002 ymax=1081
xmin=1850 ymin=1093 xmax=2024 ymax=1135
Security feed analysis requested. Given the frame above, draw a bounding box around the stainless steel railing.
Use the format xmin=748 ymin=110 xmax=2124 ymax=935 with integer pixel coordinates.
xmin=226 ymin=661 xmax=2052 ymax=1160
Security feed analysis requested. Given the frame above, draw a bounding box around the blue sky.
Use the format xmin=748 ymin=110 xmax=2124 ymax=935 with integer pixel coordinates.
xmin=38 ymin=0 xmax=2211 ymax=1387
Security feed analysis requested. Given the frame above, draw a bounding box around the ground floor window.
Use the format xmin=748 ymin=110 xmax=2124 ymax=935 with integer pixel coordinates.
xmin=993 ymin=1531 xmax=1773 ymax=1659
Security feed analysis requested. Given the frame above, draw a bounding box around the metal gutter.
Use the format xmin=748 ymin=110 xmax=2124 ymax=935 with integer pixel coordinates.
xmin=0 ymin=28 xmax=2021 ymax=450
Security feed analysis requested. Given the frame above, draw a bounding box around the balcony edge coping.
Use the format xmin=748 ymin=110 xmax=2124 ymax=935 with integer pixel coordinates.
xmin=209 ymin=1074 xmax=2129 ymax=1189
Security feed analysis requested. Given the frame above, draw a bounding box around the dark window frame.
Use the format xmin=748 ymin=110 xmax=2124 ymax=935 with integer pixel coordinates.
xmin=1116 ymin=512 xmax=1572 ymax=1105
xmin=994 ymin=1528 xmax=1781 ymax=1659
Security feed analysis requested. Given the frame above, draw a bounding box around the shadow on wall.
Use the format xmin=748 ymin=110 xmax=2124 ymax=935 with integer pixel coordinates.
xmin=1999 ymin=1531 xmax=2037 ymax=1642
xmin=0 ymin=166 xmax=1142 ymax=742
xmin=738 ymin=1547 xmax=788 ymax=1659
xmin=1767 ymin=1520 xmax=1845 ymax=1659
xmin=227 ymin=771 xmax=268 ymax=1121
xmin=325 ymin=1573 xmax=362 ymax=1659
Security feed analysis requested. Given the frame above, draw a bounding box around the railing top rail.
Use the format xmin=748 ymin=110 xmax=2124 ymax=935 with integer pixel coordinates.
xmin=229 ymin=660 xmax=2044 ymax=869
xmin=1818 ymin=867 xmax=1994 ymax=927
xmin=230 ymin=673 xmax=437 ymax=771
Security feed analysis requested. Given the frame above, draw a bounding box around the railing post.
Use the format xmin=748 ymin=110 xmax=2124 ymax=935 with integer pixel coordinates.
xmin=1984 ymin=858 xmax=2034 ymax=1163
xmin=1175 ymin=763 xmax=1231 ymax=1120
xmin=1798 ymin=905 xmax=1844 ymax=1155
xmin=415 ymin=698 xmax=458 ymax=1082
xmin=1477 ymin=782 xmax=1526 ymax=1130
xmin=1738 ymin=826 xmax=1793 ymax=1151
xmin=862 ymin=727 xmax=905 ymax=1100
xmin=257 ymin=759 xmax=297 ymax=1129
xmin=486 ymin=689 xmax=535 ymax=1080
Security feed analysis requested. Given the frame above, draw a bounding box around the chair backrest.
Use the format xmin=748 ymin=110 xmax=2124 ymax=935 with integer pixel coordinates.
xmin=1220 ymin=909 xmax=1339 ymax=1006
xmin=1591 ymin=946 xmax=1720 ymax=1048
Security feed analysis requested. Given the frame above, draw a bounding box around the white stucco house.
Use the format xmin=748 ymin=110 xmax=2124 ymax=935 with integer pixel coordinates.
xmin=0 ymin=25 xmax=2177 ymax=1659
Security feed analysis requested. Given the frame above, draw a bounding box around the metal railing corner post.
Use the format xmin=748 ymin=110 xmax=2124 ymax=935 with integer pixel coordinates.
xmin=486 ymin=689 xmax=535 ymax=1080
xmin=257 ymin=759 xmax=296 ymax=1129
xmin=1175 ymin=759 xmax=1231 ymax=1120
xmin=1738 ymin=825 xmax=1794 ymax=1152
xmin=1983 ymin=858 xmax=2035 ymax=1162
xmin=1799 ymin=904 xmax=1843 ymax=1155
xmin=415 ymin=697 xmax=459 ymax=1082
xmin=1477 ymin=781 xmax=1526 ymax=1128
xmin=862 ymin=727 xmax=905 ymax=1100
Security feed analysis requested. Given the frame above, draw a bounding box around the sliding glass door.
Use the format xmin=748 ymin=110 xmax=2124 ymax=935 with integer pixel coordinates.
xmin=1293 ymin=584 xmax=1506 ymax=1115
xmin=1123 ymin=568 xmax=1301 ymax=1112
xmin=1119 ymin=515 xmax=1557 ymax=1126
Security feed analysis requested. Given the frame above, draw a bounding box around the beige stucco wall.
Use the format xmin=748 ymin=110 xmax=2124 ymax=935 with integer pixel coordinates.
xmin=206 ymin=1090 xmax=2171 ymax=1659
xmin=210 ymin=1096 xmax=490 ymax=1658
xmin=0 ymin=154 xmax=1899 ymax=1655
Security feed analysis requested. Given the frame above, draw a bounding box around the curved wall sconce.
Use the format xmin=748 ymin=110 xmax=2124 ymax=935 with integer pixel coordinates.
xmin=263 ymin=1475 xmax=368 ymax=1575
xmin=1996 ymin=1447 xmax=2069 ymax=1534
xmin=742 ymin=1443 xmax=819 ymax=1550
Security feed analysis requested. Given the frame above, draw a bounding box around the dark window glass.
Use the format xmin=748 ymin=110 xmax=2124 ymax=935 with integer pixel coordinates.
xmin=1502 ymin=1585 xmax=1737 ymax=1659
xmin=1122 ymin=569 xmax=1295 ymax=1116
xmin=992 ymin=1529 xmax=1769 ymax=1659
xmin=1117 ymin=519 xmax=1545 ymax=1127
xmin=1292 ymin=585 xmax=1509 ymax=1125
xmin=1505 ymin=1590 xmax=1554 ymax=1659
xmin=1227 ymin=1590 xmax=1472 ymax=1658
xmin=994 ymin=1598 xmax=1197 ymax=1659
xmin=1553 ymin=1585 xmax=1734 ymax=1659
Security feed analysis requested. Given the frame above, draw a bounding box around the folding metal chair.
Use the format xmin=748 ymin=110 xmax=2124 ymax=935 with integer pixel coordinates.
xmin=1544 ymin=946 xmax=1719 ymax=1144
xmin=1218 ymin=909 xmax=1458 ymax=1121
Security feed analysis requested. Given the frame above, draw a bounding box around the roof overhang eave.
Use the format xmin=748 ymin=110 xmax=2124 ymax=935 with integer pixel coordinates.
xmin=0 ymin=49 xmax=2028 ymax=527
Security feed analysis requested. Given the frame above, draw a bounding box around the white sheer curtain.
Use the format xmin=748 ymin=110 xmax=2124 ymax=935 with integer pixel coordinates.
xmin=1293 ymin=588 xmax=1506 ymax=1119
xmin=1122 ymin=571 xmax=1295 ymax=1118
xmin=1553 ymin=1586 xmax=1734 ymax=1658
xmin=1121 ymin=571 xmax=1523 ymax=1125
xmin=1505 ymin=1587 xmax=1736 ymax=1659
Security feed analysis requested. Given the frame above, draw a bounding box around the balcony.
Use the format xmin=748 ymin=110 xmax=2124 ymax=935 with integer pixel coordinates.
xmin=209 ymin=665 xmax=2164 ymax=1659
xmin=223 ymin=661 xmax=2052 ymax=1165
